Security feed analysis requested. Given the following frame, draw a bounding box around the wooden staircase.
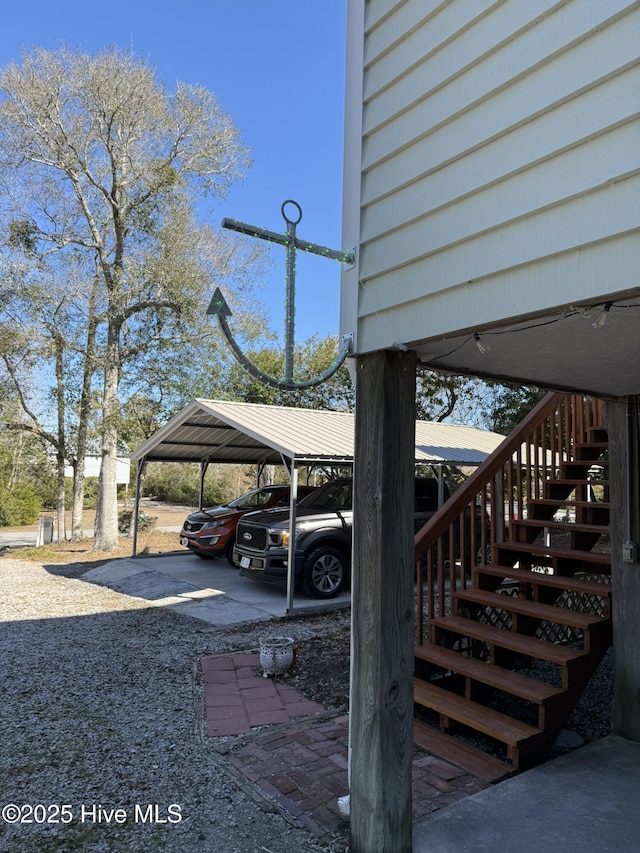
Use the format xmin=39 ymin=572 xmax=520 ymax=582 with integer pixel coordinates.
xmin=413 ymin=394 xmax=612 ymax=781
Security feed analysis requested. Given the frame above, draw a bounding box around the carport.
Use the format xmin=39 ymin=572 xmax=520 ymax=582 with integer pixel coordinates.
xmin=131 ymin=399 xmax=504 ymax=612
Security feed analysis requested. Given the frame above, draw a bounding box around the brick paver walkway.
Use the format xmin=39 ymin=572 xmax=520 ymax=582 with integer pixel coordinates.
xmin=202 ymin=652 xmax=325 ymax=736
xmin=202 ymin=652 xmax=490 ymax=839
xmin=229 ymin=717 xmax=488 ymax=835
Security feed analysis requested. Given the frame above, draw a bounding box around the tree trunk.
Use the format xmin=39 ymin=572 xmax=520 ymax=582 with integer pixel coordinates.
xmin=56 ymin=456 xmax=66 ymax=542
xmin=71 ymin=465 xmax=85 ymax=542
xmin=8 ymin=432 xmax=23 ymax=488
xmin=93 ymin=323 xmax=120 ymax=551
xmin=54 ymin=332 xmax=66 ymax=541
xmin=71 ymin=278 xmax=99 ymax=541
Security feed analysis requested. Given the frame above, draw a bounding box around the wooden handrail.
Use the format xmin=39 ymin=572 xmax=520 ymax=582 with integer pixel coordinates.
xmin=414 ymin=392 xmax=558 ymax=561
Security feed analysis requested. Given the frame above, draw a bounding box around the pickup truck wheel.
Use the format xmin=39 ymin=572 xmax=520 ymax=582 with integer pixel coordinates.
xmin=302 ymin=546 xmax=347 ymax=599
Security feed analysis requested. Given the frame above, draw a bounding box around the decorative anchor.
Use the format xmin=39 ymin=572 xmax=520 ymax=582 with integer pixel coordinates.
xmin=207 ymin=200 xmax=354 ymax=390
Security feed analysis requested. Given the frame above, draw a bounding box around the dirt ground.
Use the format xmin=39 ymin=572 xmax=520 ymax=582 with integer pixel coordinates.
xmin=0 ymin=500 xmax=192 ymax=570
xmin=2 ymin=499 xmax=193 ymax=533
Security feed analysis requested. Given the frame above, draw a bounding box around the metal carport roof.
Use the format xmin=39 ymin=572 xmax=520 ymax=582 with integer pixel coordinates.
xmin=131 ymin=399 xmax=505 ymax=466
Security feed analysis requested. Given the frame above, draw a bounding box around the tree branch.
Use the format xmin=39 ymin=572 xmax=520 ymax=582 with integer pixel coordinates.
xmin=1 ymin=420 xmax=62 ymax=455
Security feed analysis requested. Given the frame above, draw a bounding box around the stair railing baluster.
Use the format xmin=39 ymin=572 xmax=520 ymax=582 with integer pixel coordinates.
xmin=416 ymin=393 xmax=563 ymax=649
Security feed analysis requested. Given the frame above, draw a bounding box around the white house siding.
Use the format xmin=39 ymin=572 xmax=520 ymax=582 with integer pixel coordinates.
xmin=342 ymin=0 xmax=640 ymax=354
xmin=64 ymin=456 xmax=131 ymax=485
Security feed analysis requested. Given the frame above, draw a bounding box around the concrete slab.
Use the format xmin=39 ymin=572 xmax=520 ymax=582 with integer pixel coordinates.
xmin=413 ymin=735 xmax=640 ymax=852
xmin=83 ymin=560 xmax=150 ymax=584
xmin=162 ymin=593 xmax=273 ymax=626
xmin=83 ymin=552 xmax=351 ymax=625
xmin=98 ymin=568 xmax=198 ymax=601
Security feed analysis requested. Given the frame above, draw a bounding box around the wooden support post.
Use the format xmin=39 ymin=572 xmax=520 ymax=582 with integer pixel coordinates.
xmin=350 ymin=349 xmax=416 ymax=853
xmin=605 ymin=398 xmax=640 ymax=741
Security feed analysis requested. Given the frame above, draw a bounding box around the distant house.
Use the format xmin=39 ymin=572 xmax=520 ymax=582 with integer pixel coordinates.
xmin=63 ymin=442 xmax=131 ymax=486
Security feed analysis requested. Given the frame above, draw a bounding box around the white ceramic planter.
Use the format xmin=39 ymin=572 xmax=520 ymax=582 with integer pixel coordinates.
xmin=259 ymin=636 xmax=295 ymax=676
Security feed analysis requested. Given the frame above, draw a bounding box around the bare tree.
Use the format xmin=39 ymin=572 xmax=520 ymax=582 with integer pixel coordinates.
xmin=0 ymin=253 xmax=96 ymax=540
xmin=0 ymin=47 xmax=256 ymax=549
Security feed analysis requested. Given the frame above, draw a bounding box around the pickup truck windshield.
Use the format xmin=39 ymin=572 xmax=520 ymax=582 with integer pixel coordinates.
xmin=228 ymin=488 xmax=281 ymax=509
xmin=298 ymin=480 xmax=352 ymax=511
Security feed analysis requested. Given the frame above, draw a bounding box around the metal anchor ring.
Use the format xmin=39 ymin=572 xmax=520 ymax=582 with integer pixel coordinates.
xmin=281 ymin=199 xmax=302 ymax=226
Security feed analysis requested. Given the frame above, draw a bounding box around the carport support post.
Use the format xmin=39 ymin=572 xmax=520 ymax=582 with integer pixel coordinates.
xmin=286 ymin=463 xmax=299 ymax=614
xmin=350 ymin=349 xmax=416 ymax=853
xmin=198 ymin=459 xmax=210 ymax=510
xmin=131 ymin=458 xmax=146 ymax=557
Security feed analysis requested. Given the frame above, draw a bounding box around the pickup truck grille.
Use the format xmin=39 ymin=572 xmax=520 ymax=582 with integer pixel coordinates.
xmin=237 ymin=522 xmax=267 ymax=551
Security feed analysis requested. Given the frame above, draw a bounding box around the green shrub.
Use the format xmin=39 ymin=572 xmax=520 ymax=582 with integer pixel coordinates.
xmin=117 ymin=509 xmax=156 ymax=535
xmin=141 ymin=463 xmax=226 ymax=506
xmin=83 ymin=477 xmax=99 ymax=509
xmin=37 ymin=475 xmax=74 ymax=511
xmin=0 ymin=483 xmax=42 ymax=526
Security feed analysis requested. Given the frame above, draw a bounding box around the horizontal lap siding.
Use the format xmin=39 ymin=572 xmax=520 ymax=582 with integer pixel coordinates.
xmin=362 ymin=8 xmax=638 ymax=201
xmin=361 ymin=69 xmax=640 ymax=241
xmin=358 ymin=229 xmax=640 ymax=334
xmin=354 ymin=0 xmax=640 ymax=352
xmin=360 ymin=124 xmax=639 ymax=292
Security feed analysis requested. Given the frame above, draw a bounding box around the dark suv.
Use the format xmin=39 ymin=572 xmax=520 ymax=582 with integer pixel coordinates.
xmin=233 ymin=477 xmax=447 ymax=599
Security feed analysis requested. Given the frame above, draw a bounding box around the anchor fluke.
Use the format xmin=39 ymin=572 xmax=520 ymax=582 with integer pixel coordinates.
xmin=206 ymin=287 xmax=232 ymax=318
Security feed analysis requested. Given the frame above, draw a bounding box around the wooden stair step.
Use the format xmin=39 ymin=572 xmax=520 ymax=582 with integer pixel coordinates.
xmin=452 ymin=588 xmax=604 ymax=630
xmin=526 ymin=499 xmax=610 ymax=525
xmin=528 ymin=499 xmax=610 ymax=511
xmin=414 ymin=680 xmax=541 ymax=746
xmin=562 ymin=465 xmax=607 ymax=480
xmin=511 ymin=518 xmax=609 ymax=535
xmin=413 ymin=719 xmax=512 ymax=782
xmin=546 ymin=480 xmax=608 ymax=501
xmin=415 ymin=644 xmax=563 ymax=704
xmin=432 ymin=615 xmax=586 ymax=666
xmin=547 ymin=478 xmax=608 ymax=489
xmin=574 ymin=441 xmax=608 ymax=460
xmin=475 ymin=563 xmax=612 ymax=598
xmin=561 ymin=456 xmax=605 ymax=471
xmin=495 ymin=542 xmax=611 ymax=568
xmin=558 ymin=456 xmax=609 ymax=470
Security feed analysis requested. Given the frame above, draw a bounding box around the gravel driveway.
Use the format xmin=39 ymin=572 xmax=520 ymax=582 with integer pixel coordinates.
xmin=0 ymin=558 xmax=347 ymax=853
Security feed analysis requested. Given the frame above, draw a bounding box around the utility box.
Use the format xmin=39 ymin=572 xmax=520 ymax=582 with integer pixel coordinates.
xmin=36 ymin=516 xmax=54 ymax=546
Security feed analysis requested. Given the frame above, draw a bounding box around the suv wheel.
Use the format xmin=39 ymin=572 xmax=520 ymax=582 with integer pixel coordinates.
xmin=225 ymin=535 xmax=236 ymax=567
xmin=301 ymin=546 xmax=347 ymax=599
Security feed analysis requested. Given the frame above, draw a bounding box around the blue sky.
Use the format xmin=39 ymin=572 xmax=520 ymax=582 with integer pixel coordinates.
xmin=1 ymin=0 xmax=348 ymax=343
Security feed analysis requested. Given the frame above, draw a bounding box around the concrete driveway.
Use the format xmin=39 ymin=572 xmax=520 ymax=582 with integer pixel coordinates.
xmin=83 ymin=550 xmax=351 ymax=625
